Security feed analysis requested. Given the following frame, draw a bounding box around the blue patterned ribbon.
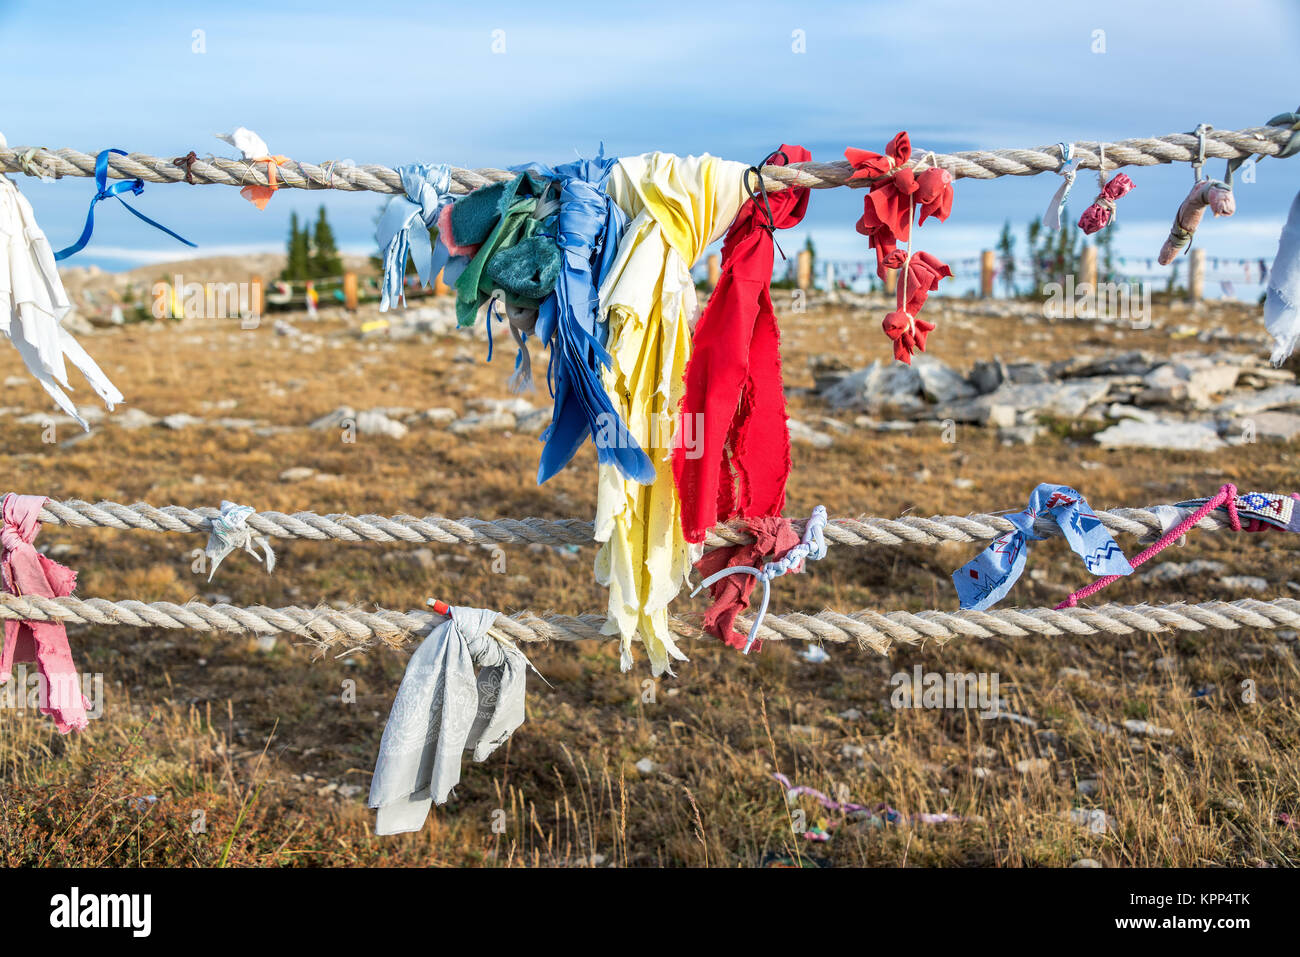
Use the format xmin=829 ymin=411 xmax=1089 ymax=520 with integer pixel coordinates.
xmin=54 ymin=149 xmax=196 ymax=261
xmin=376 ymin=163 xmax=454 ymax=311
xmin=953 ymin=483 xmax=1132 ymax=610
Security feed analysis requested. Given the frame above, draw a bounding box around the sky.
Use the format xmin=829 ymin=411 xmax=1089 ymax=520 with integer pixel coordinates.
xmin=1 ymin=0 xmax=1297 ymax=296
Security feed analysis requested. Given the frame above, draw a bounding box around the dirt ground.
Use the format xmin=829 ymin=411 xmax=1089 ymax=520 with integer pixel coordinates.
xmin=1 ymin=283 xmax=1297 ymax=867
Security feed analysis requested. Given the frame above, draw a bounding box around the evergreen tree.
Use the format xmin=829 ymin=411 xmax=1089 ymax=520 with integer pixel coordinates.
xmin=996 ymin=219 xmax=1016 ymax=297
xmin=1026 ymin=216 xmax=1043 ymax=294
xmin=281 ymin=212 xmax=311 ymax=281
xmin=310 ymin=205 xmax=343 ymax=279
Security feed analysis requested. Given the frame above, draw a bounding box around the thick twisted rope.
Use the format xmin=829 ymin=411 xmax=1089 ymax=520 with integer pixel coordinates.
xmin=2 ymin=593 xmax=1296 ymax=655
xmin=35 ymin=497 xmax=1229 ymax=550
xmin=2 ymin=125 xmax=1292 ymax=196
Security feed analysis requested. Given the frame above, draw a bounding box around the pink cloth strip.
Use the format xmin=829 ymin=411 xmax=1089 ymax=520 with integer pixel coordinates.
xmin=0 ymin=493 xmax=89 ymax=733
xmin=1056 ymin=483 xmax=1241 ymax=609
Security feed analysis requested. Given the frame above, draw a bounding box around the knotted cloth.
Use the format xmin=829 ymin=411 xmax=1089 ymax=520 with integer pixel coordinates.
xmin=0 ymin=175 xmax=124 ymax=430
xmin=953 ymin=483 xmax=1133 ymax=611
xmin=596 ymin=152 xmax=749 ymax=675
xmin=692 ymin=516 xmax=799 ymax=652
xmin=674 ymin=145 xmax=810 ymax=545
xmin=1265 ymin=190 xmax=1300 ymax=365
xmin=369 ymin=605 xmax=528 ymax=835
xmin=376 ymin=163 xmax=455 ymax=311
xmin=526 ymin=153 xmax=650 ymax=484
xmin=0 ymin=493 xmax=88 ymax=733
xmin=203 ymin=501 xmax=275 ymax=581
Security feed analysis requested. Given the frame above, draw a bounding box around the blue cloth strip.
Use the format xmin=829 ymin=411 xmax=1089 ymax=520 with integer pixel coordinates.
xmin=54 ymin=149 xmax=196 ymax=261
xmin=953 ymin=483 xmax=1133 ymax=610
xmin=376 ymin=163 xmax=454 ymax=311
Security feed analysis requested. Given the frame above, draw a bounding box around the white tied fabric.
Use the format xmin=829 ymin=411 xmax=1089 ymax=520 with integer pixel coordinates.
xmin=0 ymin=175 xmax=123 ymax=430
xmin=204 ymin=501 xmax=275 ymax=581
xmin=369 ymin=605 xmax=528 ymax=835
xmin=215 ymin=126 xmax=271 ymax=160
xmin=1265 ymin=190 xmax=1300 ymax=365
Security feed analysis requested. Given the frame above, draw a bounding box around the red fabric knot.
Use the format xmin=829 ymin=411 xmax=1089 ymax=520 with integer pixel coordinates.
xmin=845 ymin=133 xmax=953 ymax=278
xmin=673 ymin=144 xmax=811 ymax=546
xmin=692 ymin=516 xmax=800 ymax=652
xmin=0 ymin=493 xmax=88 ymax=733
xmin=883 ymin=250 xmax=951 ymax=364
xmin=1078 ymin=173 xmax=1135 ymax=235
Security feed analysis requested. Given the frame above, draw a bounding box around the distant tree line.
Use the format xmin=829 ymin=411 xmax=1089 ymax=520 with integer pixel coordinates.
xmin=281 ymin=206 xmax=343 ymax=281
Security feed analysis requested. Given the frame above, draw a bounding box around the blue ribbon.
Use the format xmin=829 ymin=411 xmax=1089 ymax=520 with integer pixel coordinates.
xmin=376 ymin=163 xmax=454 ymax=311
xmin=523 ymin=151 xmax=653 ymax=485
xmin=953 ymin=483 xmax=1133 ymax=610
xmin=54 ymin=149 xmax=196 ymax=261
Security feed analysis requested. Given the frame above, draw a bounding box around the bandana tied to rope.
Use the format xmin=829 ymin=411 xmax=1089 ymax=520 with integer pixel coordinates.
xmin=0 ymin=494 xmax=89 ymax=733
xmin=203 ymin=502 xmax=275 ymax=582
xmin=954 ymin=484 xmax=1132 ymax=611
xmin=528 ymin=152 xmax=651 ymax=484
xmin=596 ymin=152 xmax=749 ymax=675
xmin=216 ymin=128 xmax=288 ymax=210
xmin=376 ymin=163 xmax=455 ymax=311
xmin=1264 ymin=190 xmax=1300 ymax=364
xmin=0 ymin=175 xmax=124 ymax=429
xmin=692 ymin=506 xmax=828 ymax=653
xmin=845 ymin=133 xmax=953 ymax=278
xmin=52 ymin=149 xmax=196 ymax=261
xmin=369 ymin=604 xmax=529 ymax=834
xmin=674 ymin=145 xmax=811 ymax=544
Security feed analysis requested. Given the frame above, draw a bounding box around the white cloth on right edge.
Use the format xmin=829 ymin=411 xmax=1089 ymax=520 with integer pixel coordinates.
xmin=368 ymin=605 xmax=528 ymax=835
xmin=0 ymin=175 xmax=123 ymax=430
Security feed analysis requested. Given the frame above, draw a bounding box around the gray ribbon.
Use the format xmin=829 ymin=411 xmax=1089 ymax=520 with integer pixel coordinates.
xmin=204 ymin=501 xmax=274 ymax=582
xmin=368 ymin=604 xmax=529 ymax=835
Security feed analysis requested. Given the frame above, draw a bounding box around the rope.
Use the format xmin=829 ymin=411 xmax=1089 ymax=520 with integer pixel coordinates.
xmin=33 ymin=497 xmax=1228 ymax=550
xmin=2 ymin=125 xmax=1292 ymax=196
xmin=2 ymin=592 xmax=1297 ymax=655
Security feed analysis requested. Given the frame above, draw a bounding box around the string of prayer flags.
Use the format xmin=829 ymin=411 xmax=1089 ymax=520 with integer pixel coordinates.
xmin=0 ymin=494 xmax=89 ymax=733
xmin=376 ymin=163 xmax=455 ymax=311
xmin=1264 ymin=190 xmax=1300 ymax=364
xmin=369 ymin=604 xmax=530 ymax=835
xmin=216 ymin=128 xmax=288 ymax=210
xmin=953 ymin=483 xmax=1132 ymax=611
xmin=0 ymin=174 xmax=124 ymax=430
xmin=674 ymin=145 xmax=811 ymax=544
xmin=53 ymin=149 xmax=196 ymax=261
xmin=596 ymin=151 xmax=749 ymax=675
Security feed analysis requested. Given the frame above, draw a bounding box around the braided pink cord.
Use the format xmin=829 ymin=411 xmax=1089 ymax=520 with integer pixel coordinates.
xmin=1056 ymin=484 xmax=1241 ymax=609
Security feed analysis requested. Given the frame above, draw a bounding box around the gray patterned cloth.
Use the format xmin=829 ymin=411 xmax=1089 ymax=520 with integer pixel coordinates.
xmin=368 ymin=605 xmax=528 ymax=835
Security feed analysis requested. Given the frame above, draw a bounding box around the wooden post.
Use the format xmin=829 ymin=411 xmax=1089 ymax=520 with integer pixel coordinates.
xmin=343 ymin=271 xmax=358 ymax=311
xmin=980 ymin=250 xmax=995 ymax=299
xmin=884 ymin=267 xmax=898 ymax=297
xmin=433 ymin=268 xmax=450 ymax=297
xmin=251 ymin=274 xmax=265 ymax=319
xmin=1188 ymin=248 xmax=1205 ymax=305
xmin=1080 ymin=245 xmax=1098 ymax=292
xmin=706 ymin=254 xmax=721 ymax=290
xmin=796 ymin=250 xmax=812 ymax=291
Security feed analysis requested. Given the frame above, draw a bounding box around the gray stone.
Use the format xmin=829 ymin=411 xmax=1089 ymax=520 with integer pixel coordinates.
xmin=969 ymin=358 xmax=1007 ymax=394
xmin=998 ymin=424 xmax=1043 ymax=445
xmin=309 ymin=406 xmax=356 ymax=430
xmin=112 ymin=408 xmax=160 ymax=429
xmin=1214 ymin=384 xmax=1300 ymax=415
xmin=821 ymin=360 xmax=924 ymax=412
xmin=1094 ymin=419 xmax=1225 ymax=451
xmin=788 ymin=420 xmax=835 ymax=448
xmin=449 ymin=410 xmax=516 ymax=434
xmin=279 ymin=467 xmax=316 ymax=482
xmin=912 ymin=355 xmax=976 ymax=403
xmin=1051 ymin=350 xmax=1155 ymax=379
xmin=1240 ymin=411 xmax=1300 ymax=441
xmin=161 ymin=413 xmax=204 ymax=429
xmin=1139 ymin=559 xmax=1227 ymax=583
xmin=355 ymin=409 xmax=409 ymax=439
xmin=1220 ymin=575 xmax=1269 ymax=592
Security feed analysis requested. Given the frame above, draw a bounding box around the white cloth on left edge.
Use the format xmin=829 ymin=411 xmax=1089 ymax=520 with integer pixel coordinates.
xmin=368 ymin=605 xmax=528 ymax=835
xmin=1265 ymin=190 xmax=1300 ymax=365
xmin=0 ymin=175 xmax=123 ymax=430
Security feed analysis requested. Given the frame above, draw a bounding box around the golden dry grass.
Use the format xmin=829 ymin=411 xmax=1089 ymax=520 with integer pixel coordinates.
xmin=1 ymin=289 xmax=1297 ymax=867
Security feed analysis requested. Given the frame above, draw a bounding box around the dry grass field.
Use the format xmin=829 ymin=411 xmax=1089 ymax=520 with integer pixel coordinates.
xmin=2 ymin=275 xmax=1297 ymax=868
